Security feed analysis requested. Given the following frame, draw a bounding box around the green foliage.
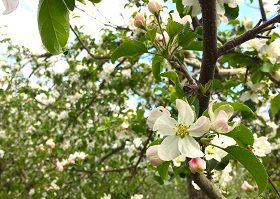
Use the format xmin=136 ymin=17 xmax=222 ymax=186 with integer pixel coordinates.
xmin=38 ymin=0 xmax=70 ymax=54
xmin=226 ymin=124 xmax=254 ymax=147
xmin=161 ymin=71 xmax=185 ymax=98
xmin=152 ymin=55 xmax=164 ymax=81
xmin=224 ymin=146 xmax=268 ymax=194
xmin=111 ymin=41 xmax=147 ymax=63
xmin=225 ymin=4 xmax=239 ymax=20
xmin=64 ymin=0 xmax=75 ymax=11
xmin=166 ymin=19 xmax=184 ymax=41
xmin=157 ymin=162 xmax=170 ymax=180
xmin=271 ymin=93 xmax=280 ymax=116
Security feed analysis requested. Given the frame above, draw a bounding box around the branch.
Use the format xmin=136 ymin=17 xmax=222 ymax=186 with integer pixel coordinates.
xmin=70 ymin=25 xmax=109 ymax=61
xmin=258 ymin=0 xmax=267 ymax=21
xmin=97 ymin=142 xmax=126 ymax=165
xmin=197 ymin=0 xmax=218 ymax=115
xmin=218 ymin=15 xmax=280 ymax=57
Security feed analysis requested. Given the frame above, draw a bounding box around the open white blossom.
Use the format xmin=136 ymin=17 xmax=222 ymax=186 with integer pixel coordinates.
xmin=153 ymin=99 xmax=210 ymax=160
xmin=172 ymin=155 xmax=186 ymax=167
xmin=205 ymin=135 xmax=236 ymax=161
xmin=147 ymin=106 xmax=170 ymax=129
xmin=101 ymin=194 xmax=111 ymax=199
xmin=259 ymin=41 xmax=280 ymax=64
xmin=252 ymin=134 xmax=271 ymax=157
xmin=2 ymin=0 xmax=19 ymax=15
xmin=240 ymin=81 xmax=264 ymax=103
xmin=0 ymin=149 xmax=4 ymax=158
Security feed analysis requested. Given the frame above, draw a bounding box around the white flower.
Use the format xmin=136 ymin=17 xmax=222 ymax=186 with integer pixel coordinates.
xmin=133 ymin=138 xmax=142 ymax=148
xmin=205 ymin=135 xmax=236 ymax=161
xmin=241 ymin=181 xmax=255 ymax=192
xmin=130 ymin=194 xmax=143 ymax=199
xmin=240 ymin=81 xmax=264 ymax=103
xmin=56 ymin=159 xmax=68 ymax=172
xmin=209 ymin=103 xmax=237 ymax=134
xmin=259 ymin=41 xmax=280 ymax=64
xmin=45 ymin=139 xmax=55 ymax=149
xmin=147 ymin=106 xmax=170 ymax=129
xmin=0 ymin=149 xmax=4 ymax=158
xmin=153 ymin=99 xmax=210 ymax=160
xmin=101 ymin=194 xmax=111 ymax=199
xmin=252 ymin=134 xmax=271 ymax=157
xmin=146 ymin=145 xmax=165 ymax=166
xmin=28 ymin=189 xmax=35 ymax=196
xmin=171 ymin=13 xmax=192 ymax=25
xmin=58 ymin=111 xmax=68 ymax=120
xmin=172 ymin=155 xmax=186 ymax=167
xmin=2 ymin=0 xmax=19 ymax=15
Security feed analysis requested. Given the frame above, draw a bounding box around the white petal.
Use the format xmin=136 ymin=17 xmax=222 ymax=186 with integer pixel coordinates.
xmin=189 ymin=116 xmax=210 ymax=137
xmin=147 ymin=106 xmax=170 ymax=129
xmin=208 ymin=102 xmax=215 ymax=121
xmin=2 ymin=0 xmax=19 ymax=15
xmin=153 ymin=114 xmax=177 ymax=136
xmin=214 ymin=105 xmax=234 ymax=119
xmin=158 ymin=136 xmax=180 ymax=161
xmin=178 ymin=136 xmax=204 ymax=158
xmin=176 ymin=99 xmax=194 ymax=126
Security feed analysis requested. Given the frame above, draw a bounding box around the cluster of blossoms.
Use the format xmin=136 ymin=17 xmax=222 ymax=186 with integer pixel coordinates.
xmin=101 ymin=193 xmax=143 ymax=199
xmin=55 ymin=151 xmax=88 ymax=172
xmin=146 ymin=99 xmax=240 ymax=173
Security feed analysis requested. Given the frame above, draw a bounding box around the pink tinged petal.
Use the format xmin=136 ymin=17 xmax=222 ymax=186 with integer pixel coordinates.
xmin=214 ymin=105 xmax=234 ymax=119
xmin=153 ymin=114 xmax=177 ymax=136
xmin=146 ymin=145 xmax=165 ymax=166
xmin=178 ymin=136 xmax=204 ymax=158
xmin=211 ymin=110 xmax=230 ymax=134
xmin=188 ymin=158 xmax=206 ymax=173
xmin=189 ymin=116 xmax=210 ymax=137
xmin=176 ymin=99 xmax=194 ymax=126
xmin=2 ymin=0 xmax=19 ymax=15
xmin=147 ymin=106 xmax=170 ymax=129
xmin=158 ymin=136 xmax=180 ymax=161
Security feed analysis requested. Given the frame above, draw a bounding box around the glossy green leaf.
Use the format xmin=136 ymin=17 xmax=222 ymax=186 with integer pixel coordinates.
xmin=111 ymin=41 xmax=147 ymax=63
xmin=166 ymin=19 xmax=184 ymax=40
xmin=260 ymin=62 xmax=275 ymax=73
xmin=183 ymin=41 xmax=203 ymax=51
xmin=226 ymin=124 xmax=254 ymax=147
xmin=224 ymin=146 xmax=268 ymax=193
xmin=152 ymin=56 xmax=163 ymax=81
xmin=178 ymin=32 xmax=197 ymax=48
xmin=225 ymin=4 xmax=239 ymax=20
xmin=157 ymin=162 xmax=170 ymax=180
xmin=64 ymin=0 xmax=75 ymax=11
xmin=38 ymin=0 xmax=70 ymax=54
xmin=161 ymin=71 xmax=185 ymax=97
xmin=271 ymin=93 xmax=280 ymax=116
xmin=145 ymin=27 xmax=157 ymax=42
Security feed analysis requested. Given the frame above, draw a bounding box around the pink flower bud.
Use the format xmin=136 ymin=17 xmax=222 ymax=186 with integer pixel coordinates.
xmin=148 ymin=0 xmax=162 ymax=15
xmin=188 ymin=158 xmax=206 ymax=173
xmin=241 ymin=181 xmax=255 ymax=192
xmin=134 ymin=13 xmax=145 ymax=28
xmin=146 ymin=145 xmax=165 ymax=166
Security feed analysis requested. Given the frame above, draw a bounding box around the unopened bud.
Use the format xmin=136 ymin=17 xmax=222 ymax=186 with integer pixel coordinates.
xmin=148 ymin=0 xmax=162 ymax=15
xmin=146 ymin=145 xmax=165 ymax=166
xmin=188 ymin=158 xmax=206 ymax=173
xmin=134 ymin=13 xmax=145 ymax=28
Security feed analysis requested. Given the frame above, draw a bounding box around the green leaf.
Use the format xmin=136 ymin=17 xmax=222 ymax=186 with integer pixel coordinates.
xmin=225 ymin=4 xmax=239 ymax=20
xmin=38 ymin=0 xmax=70 ymax=54
xmin=226 ymin=124 xmax=254 ymax=147
xmin=89 ymin=0 xmax=102 ymax=3
xmin=111 ymin=41 xmax=147 ymax=63
xmin=224 ymin=146 xmax=268 ymax=193
xmin=161 ymin=71 xmax=184 ymax=98
xmin=260 ymin=62 xmax=274 ymax=73
xmin=204 ymin=102 xmax=255 ymax=118
xmin=64 ymin=0 xmax=75 ymax=11
xmin=166 ymin=19 xmax=184 ymax=40
xmin=271 ymin=93 xmax=280 ymax=116
xmin=152 ymin=56 xmax=163 ymax=81
xmin=183 ymin=41 xmax=203 ymax=51
xmin=145 ymin=27 xmax=157 ymax=42
xmin=178 ymin=32 xmax=197 ymax=48
xmin=157 ymin=162 xmax=170 ymax=180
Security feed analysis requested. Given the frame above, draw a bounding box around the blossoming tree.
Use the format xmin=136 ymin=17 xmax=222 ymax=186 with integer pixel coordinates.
xmin=0 ymin=0 xmax=280 ymax=198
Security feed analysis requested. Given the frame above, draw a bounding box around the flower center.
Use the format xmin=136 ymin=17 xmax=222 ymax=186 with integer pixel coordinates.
xmin=206 ymin=146 xmax=215 ymax=155
xmin=175 ymin=124 xmax=189 ymax=138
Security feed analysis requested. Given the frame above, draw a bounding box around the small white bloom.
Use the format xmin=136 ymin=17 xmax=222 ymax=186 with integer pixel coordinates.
xmin=0 ymin=149 xmax=4 ymax=158
xmin=45 ymin=139 xmax=55 ymax=149
xmin=241 ymin=181 xmax=255 ymax=192
xmin=133 ymin=138 xmax=142 ymax=148
xmin=130 ymin=194 xmax=143 ymax=199
xmin=153 ymin=99 xmax=210 ymax=160
xmin=101 ymin=194 xmax=111 ymax=199
xmin=172 ymin=155 xmax=186 ymax=167
xmin=2 ymin=0 xmax=19 ymax=15
xmin=252 ymin=134 xmax=271 ymax=157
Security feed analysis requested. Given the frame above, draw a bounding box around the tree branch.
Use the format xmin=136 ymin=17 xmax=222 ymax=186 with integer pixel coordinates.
xmin=218 ymin=15 xmax=280 ymax=57
xmin=258 ymin=0 xmax=267 ymax=21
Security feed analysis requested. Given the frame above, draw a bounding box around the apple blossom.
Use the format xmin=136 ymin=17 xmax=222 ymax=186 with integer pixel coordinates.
xmin=188 ymin=157 xmax=206 ymax=173
xmin=2 ymin=0 xmax=19 ymax=15
xmin=0 ymin=149 xmax=4 ymax=158
xmin=172 ymin=155 xmax=186 ymax=167
xmin=205 ymin=135 xmax=236 ymax=161
xmin=146 ymin=145 xmax=165 ymax=166
xmin=240 ymin=81 xmax=264 ymax=104
xmin=241 ymin=181 xmax=255 ymax=192
xmin=209 ymin=103 xmax=237 ymax=134
xmin=147 ymin=0 xmax=162 ymax=15
xmin=153 ymin=99 xmax=210 ymax=160
xmin=147 ymin=106 xmax=170 ymax=129
xmin=272 ymin=68 xmax=280 ymax=81
xmin=130 ymin=194 xmax=143 ymax=199
xmin=252 ymin=134 xmax=271 ymax=157
xmin=134 ymin=13 xmax=145 ymax=28
xmin=45 ymin=139 xmax=55 ymax=149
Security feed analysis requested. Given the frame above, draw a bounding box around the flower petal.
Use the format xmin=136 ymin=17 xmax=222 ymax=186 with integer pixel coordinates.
xmin=189 ymin=116 xmax=210 ymax=137
xmin=2 ymin=0 xmax=19 ymax=15
xmin=147 ymin=106 xmax=170 ymax=129
xmin=176 ymin=99 xmax=194 ymax=126
xmin=153 ymin=114 xmax=177 ymax=136
xmin=158 ymin=136 xmax=180 ymax=161
xmin=178 ymin=136 xmax=204 ymax=158
xmin=214 ymin=105 xmax=234 ymax=119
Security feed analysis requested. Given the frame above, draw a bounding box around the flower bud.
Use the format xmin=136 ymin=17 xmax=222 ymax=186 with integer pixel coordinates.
xmin=146 ymin=145 xmax=165 ymax=166
xmin=241 ymin=181 xmax=255 ymax=192
xmin=211 ymin=110 xmax=230 ymax=133
xmin=188 ymin=158 xmax=206 ymax=173
xmin=134 ymin=13 xmax=145 ymax=28
xmin=148 ymin=0 xmax=162 ymax=15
